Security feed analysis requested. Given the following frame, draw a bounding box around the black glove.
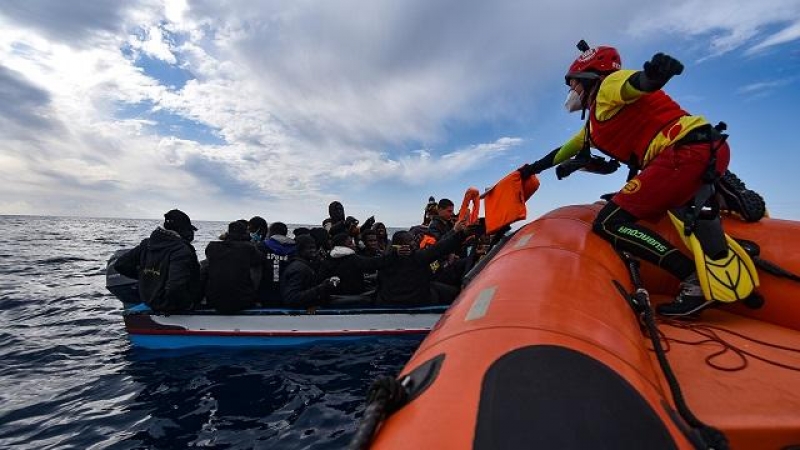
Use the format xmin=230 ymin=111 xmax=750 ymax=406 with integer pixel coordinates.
xmin=518 ymin=160 xmax=549 ymax=179
xmin=583 ymin=156 xmax=620 ymax=175
xmin=555 ymin=158 xmax=588 ymax=180
xmin=643 ymin=53 xmax=684 ymax=82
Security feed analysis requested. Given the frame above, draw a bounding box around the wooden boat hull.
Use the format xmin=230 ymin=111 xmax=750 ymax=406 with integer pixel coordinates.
xmin=123 ymin=306 xmax=446 ymax=349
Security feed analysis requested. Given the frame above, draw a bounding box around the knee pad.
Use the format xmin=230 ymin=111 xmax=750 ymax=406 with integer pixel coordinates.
xmin=593 ymin=201 xmax=638 ymax=241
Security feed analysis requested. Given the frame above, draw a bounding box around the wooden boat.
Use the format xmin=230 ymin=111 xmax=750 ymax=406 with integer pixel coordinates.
xmin=107 ymin=250 xmax=445 ymax=349
xmin=122 ymin=304 xmax=445 ymax=349
xmin=368 ymin=203 xmax=800 ymax=450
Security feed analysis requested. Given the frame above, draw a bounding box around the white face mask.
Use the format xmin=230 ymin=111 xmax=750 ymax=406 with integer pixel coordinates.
xmin=564 ymin=89 xmax=583 ymax=113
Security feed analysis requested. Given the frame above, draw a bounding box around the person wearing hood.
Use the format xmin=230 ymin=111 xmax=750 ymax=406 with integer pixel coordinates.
xmin=319 ymin=233 xmax=398 ymax=296
xmin=263 ymin=222 xmax=296 ymax=255
xmin=114 ymin=209 xmax=201 ymax=312
xmin=373 ymin=222 xmax=389 ymax=253
xmin=327 ymin=201 xmax=346 ymax=233
xmin=205 ymin=221 xmax=266 ymax=313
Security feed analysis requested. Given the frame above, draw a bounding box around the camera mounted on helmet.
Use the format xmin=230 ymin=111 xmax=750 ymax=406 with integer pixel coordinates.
xmin=565 ymin=40 xmax=621 ymax=85
xmin=563 ymin=40 xmax=621 ymax=118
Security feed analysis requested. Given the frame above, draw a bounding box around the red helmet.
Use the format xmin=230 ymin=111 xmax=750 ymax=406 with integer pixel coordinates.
xmin=565 ymin=44 xmax=621 ymax=85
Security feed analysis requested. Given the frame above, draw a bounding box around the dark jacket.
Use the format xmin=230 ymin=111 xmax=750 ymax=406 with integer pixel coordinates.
xmin=376 ymin=231 xmax=465 ymax=305
xmin=264 ymin=235 xmax=296 ymax=256
xmin=259 ymin=235 xmax=297 ymax=305
xmin=205 ymin=238 xmax=265 ymax=313
xmin=114 ymin=227 xmax=201 ymax=312
xmin=319 ymin=246 xmax=395 ymax=295
xmin=427 ymin=216 xmax=453 ymax=241
xmin=280 ymin=257 xmax=328 ymax=308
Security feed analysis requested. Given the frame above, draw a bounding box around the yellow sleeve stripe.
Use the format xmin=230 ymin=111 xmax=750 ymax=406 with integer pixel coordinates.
xmin=554 ymin=130 xmax=585 ymax=165
xmin=595 ymin=70 xmax=640 ymax=121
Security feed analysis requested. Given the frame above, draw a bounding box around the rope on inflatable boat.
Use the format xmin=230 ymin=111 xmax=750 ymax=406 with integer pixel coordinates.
xmin=348 ymin=376 xmax=409 ymax=450
xmin=616 ymin=252 xmax=729 ymax=450
xmin=657 ymin=318 xmax=800 ymax=373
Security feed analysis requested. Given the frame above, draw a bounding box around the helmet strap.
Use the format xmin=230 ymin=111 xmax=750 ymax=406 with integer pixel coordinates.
xmin=578 ymin=78 xmax=601 ymax=120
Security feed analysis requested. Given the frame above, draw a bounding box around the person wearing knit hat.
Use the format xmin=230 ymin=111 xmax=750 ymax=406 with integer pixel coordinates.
xmin=113 ymin=209 xmax=201 ymax=312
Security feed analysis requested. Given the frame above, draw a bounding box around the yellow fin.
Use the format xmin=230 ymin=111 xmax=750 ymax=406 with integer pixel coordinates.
xmin=668 ymin=211 xmax=759 ymax=302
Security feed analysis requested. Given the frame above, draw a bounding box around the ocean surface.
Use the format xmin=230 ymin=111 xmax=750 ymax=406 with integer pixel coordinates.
xmin=0 ymin=216 xmax=419 ymax=449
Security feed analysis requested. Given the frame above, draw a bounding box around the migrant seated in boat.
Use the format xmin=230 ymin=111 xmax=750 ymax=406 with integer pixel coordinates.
xmin=204 ymin=221 xmax=267 ymax=314
xmin=247 ymin=216 xmax=268 ymax=244
xmin=319 ymin=233 xmax=399 ymax=299
xmin=376 ymin=220 xmax=477 ymax=306
xmin=280 ymin=235 xmax=338 ymax=308
xmin=373 ymin=222 xmax=390 ymax=253
xmin=426 ymin=198 xmax=455 ymax=241
xmin=113 ymin=209 xmax=202 ymax=312
xmin=258 ymin=221 xmax=296 ymax=306
xmin=358 ymin=229 xmax=382 ymax=290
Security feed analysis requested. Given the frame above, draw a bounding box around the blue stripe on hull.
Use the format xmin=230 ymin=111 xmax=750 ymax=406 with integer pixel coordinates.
xmin=128 ymin=333 xmax=426 ymax=350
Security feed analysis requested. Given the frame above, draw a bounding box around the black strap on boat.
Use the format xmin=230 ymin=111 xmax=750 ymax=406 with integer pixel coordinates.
xmin=735 ymin=238 xmax=800 ymax=283
xmin=348 ymin=354 xmax=445 ymax=449
xmin=348 ymin=376 xmax=409 ymax=450
xmin=614 ymin=252 xmax=729 ymax=450
xmin=755 ymin=257 xmax=800 ymax=282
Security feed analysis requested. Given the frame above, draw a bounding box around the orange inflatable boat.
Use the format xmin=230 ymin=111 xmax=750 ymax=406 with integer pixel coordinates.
xmin=364 ymin=203 xmax=800 ymax=449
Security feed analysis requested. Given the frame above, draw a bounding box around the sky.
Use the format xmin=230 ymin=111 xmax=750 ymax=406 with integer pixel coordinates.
xmin=1 ymin=0 xmax=799 ymax=227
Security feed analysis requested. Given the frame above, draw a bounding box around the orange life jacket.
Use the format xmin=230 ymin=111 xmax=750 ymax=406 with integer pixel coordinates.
xmin=483 ymin=171 xmax=540 ymax=234
xmin=419 ymin=234 xmax=437 ymax=249
xmin=458 ymin=188 xmax=481 ymax=225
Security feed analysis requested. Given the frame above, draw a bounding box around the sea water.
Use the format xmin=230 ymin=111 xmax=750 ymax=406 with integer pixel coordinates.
xmin=0 ymin=216 xmax=417 ymax=449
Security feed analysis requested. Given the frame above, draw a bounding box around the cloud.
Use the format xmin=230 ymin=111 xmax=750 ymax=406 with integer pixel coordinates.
xmin=128 ymin=24 xmax=178 ymax=64
xmin=736 ymin=77 xmax=796 ymax=99
xmin=0 ymin=1 xmax=135 ymax=45
xmin=747 ymin=20 xmax=800 ymax=54
xmin=0 ymin=1 xmax=799 ymax=223
xmin=388 ymin=137 xmax=523 ymax=184
xmin=628 ymin=0 xmax=800 ymax=57
xmin=0 ymin=65 xmax=60 ymax=138
xmin=737 ymin=79 xmax=793 ymax=94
